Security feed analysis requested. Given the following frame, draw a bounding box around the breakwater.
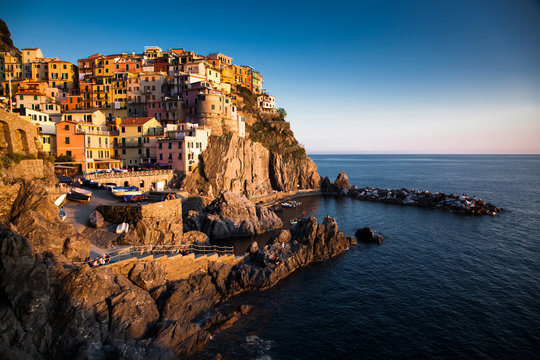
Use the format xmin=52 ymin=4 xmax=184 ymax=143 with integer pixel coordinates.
xmin=321 ymin=172 xmax=502 ymax=215
xmin=344 ymin=186 xmax=502 ymax=215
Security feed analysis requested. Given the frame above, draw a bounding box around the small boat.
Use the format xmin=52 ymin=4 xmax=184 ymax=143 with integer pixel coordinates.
xmin=54 ymin=194 xmax=67 ymax=207
xmin=290 ymin=217 xmax=300 ymax=225
xmin=111 ymin=186 xmax=140 ymax=197
xmin=71 ymin=187 xmax=92 ymax=196
xmin=58 ymin=205 xmax=67 ymax=221
xmin=124 ymin=193 xmax=148 ymax=202
xmin=282 ymin=201 xmax=301 ymax=208
xmin=116 ymin=222 xmax=129 ymax=234
xmin=67 ymin=188 xmax=92 ymax=202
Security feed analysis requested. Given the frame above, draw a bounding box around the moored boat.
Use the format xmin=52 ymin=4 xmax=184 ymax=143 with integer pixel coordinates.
xmin=67 ymin=191 xmax=91 ymax=202
xmin=124 ymin=193 xmax=148 ymax=202
xmin=282 ymin=200 xmax=301 ymax=208
xmin=54 ymin=194 xmax=67 ymax=207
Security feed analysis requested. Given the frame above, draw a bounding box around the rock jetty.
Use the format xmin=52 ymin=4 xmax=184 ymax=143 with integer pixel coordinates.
xmin=321 ymin=173 xmax=502 ymax=215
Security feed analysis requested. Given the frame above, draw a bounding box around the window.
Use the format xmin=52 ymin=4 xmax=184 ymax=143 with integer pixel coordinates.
xmin=168 ymin=142 xmax=172 ymax=149
xmin=159 ymin=153 xmax=163 ymax=160
xmin=178 ymin=153 xmax=182 ymax=160
xmin=122 ymin=149 xmax=126 ymax=155
xmin=66 ymin=150 xmax=71 ymax=157
xmin=168 ymin=153 xmax=172 ymax=160
xmin=64 ymin=124 xmax=69 ymax=130
xmin=65 ymin=137 xmax=70 ymax=144
xmin=137 ymin=126 xmax=142 ymax=132
xmin=122 ymin=127 xmax=125 ymax=133
xmin=211 ymin=104 xmax=215 ymax=110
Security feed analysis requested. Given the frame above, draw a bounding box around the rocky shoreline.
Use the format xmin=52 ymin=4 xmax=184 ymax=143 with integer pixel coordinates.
xmin=0 ymin=179 xmax=356 ymax=359
xmin=322 ymin=172 xmax=502 ymax=215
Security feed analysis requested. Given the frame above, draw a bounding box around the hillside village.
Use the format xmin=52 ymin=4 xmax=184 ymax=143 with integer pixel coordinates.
xmin=0 ymin=45 xmax=279 ymax=175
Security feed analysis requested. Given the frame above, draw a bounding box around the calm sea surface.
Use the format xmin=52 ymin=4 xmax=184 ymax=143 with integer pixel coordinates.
xmin=203 ymin=155 xmax=540 ymax=359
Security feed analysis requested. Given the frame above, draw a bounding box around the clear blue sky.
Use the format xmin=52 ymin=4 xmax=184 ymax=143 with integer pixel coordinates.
xmin=4 ymin=0 xmax=540 ymax=154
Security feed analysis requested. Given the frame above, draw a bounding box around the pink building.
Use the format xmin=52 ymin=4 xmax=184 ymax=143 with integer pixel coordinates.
xmin=155 ymin=124 xmax=210 ymax=174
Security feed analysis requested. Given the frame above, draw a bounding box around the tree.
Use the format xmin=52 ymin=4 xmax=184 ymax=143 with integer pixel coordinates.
xmin=276 ymin=107 xmax=287 ymax=121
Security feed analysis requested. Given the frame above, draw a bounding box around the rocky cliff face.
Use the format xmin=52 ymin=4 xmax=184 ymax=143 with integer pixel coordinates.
xmin=183 ymin=134 xmax=320 ymax=197
xmin=0 ymin=19 xmax=19 ymax=53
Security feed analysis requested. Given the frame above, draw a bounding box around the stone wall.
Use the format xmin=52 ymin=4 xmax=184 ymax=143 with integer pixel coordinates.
xmin=99 ymin=197 xmax=182 ymax=223
xmin=0 ymin=159 xmax=55 ymax=185
xmin=0 ymin=108 xmax=41 ymax=155
xmin=106 ymin=253 xmax=244 ymax=282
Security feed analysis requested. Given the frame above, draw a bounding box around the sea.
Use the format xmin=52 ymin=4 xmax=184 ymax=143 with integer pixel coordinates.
xmin=202 ymin=155 xmax=540 ymax=360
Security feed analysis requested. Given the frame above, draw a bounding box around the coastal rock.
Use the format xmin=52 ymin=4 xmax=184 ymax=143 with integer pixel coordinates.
xmin=184 ymin=191 xmax=283 ymax=239
xmin=355 ymin=227 xmax=384 ymax=244
xmin=128 ymin=262 xmax=166 ymax=292
xmin=183 ymin=134 xmax=320 ymax=197
xmin=88 ymin=209 xmax=104 ymax=228
xmin=183 ymin=230 xmax=210 ymax=245
xmin=225 ymin=216 xmax=356 ymax=293
xmin=333 ymin=172 xmax=351 ymax=191
xmin=120 ymin=219 xmax=183 ymax=246
xmin=10 ymin=181 xmax=89 ymax=261
xmin=269 ymin=151 xmax=321 ymax=192
xmin=320 ymin=176 xmax=333 ymax=192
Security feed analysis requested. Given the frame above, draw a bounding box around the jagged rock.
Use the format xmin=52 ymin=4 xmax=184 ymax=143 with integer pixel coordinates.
xmin=355 ymin=227 xmax=384 ymax=244
xmin=183 ymin=134 xmax=320 ymax=197
xmin=334 ymin=172 xmax=351 ymax=191
xmin=128 ymin=262 xmax=166 ymax=292
xmin=121 ymin=219 xmax=183 ymax=246
xmin=183 ymin=230 xmax=210 ymax=245
xmin=225 ymin=216 xmax=356 ymax=294
xmin=269 ymin=151 xmax=321 ymax=192
xmin=88 ymin=209 xmax=104 ymax=228
xmin=320 ymin=176 xmax=333 ymax=192
xmin=184 ymin=191 xmax=282 ymax=239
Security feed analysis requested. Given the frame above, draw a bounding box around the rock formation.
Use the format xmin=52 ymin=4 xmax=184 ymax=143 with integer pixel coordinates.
xmin=184 ymin=191 xmax=282 ymax=239
xmin=10 ymin=180 xmax=89 ymax=261
xmin=0 ymin=19 xmax=19 ymax=53
xmin=183 ymin=134 xmax=320 ymax=197
xmin=321 ymin=172 xmax=502 ymax=215
xmin=355 ymin=227 xmax=384 ymax=244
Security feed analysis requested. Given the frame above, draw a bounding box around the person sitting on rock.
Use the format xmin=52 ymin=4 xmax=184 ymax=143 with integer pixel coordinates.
xmin=98 ymin=256 xmax=105 ymax=266
xmin=91 ymin=258 xmax=99 ymax=267
xmin=104 ymin=254 xmax=110 ymax=264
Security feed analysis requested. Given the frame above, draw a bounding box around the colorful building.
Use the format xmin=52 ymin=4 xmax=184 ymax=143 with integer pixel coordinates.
xmin=117 ymin=117 xmax=162 ymax=167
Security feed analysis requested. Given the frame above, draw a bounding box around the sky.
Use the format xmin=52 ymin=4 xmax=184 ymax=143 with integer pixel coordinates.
xmin=3 ymin=0 xmax=540 ymax=154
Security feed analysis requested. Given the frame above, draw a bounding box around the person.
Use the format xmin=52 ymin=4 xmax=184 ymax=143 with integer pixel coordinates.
xmin=99 ymin=255 xmax=106 ymax=266
xmin=104 ymin=254 xmax=110 ymax=264
xmin=91 ymin=259 xmax=99 ymax=267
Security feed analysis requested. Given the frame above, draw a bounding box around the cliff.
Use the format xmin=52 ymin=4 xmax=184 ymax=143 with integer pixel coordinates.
xmin=0 ymin=19 xmax=19 ymax=53
xmin=183 ymin=133 xmax=320 ymax=197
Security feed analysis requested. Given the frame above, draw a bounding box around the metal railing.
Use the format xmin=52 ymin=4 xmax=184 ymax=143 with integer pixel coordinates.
xmin=76 ymin=243 xmax=235 ymax=266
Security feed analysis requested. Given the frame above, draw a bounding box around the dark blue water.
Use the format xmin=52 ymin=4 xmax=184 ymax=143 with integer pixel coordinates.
xmin=203 ymin=155 xmax=540 ymax=359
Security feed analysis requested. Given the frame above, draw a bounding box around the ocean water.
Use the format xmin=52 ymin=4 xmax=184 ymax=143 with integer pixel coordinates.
xmin=202 ymin=155 xmax=540 ymax=359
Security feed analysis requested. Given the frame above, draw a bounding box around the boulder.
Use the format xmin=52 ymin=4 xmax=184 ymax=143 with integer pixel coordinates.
xmin=320 ymin=176 xmax=333 ymax=192
xmin=355 ymin=227 xmax=384 ymax=244
xmin=184 ymin=191 xmax=283 ymax=239
xmin=128 ymin=262 xmax=166 ymax=292
xmin=88 ymin=209 xmax=104 ymax=228
xmin=333 ymin=172 xmax=351 ymax=191
xmin=183 ymin=230 xmax=210 ymax=246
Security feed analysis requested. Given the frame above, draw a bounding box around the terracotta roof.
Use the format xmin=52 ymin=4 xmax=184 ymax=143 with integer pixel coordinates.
xmin=17 ymin=91 xmax=46 ymax=96
xmin=121 ymin=117 xmax=155 ymax=126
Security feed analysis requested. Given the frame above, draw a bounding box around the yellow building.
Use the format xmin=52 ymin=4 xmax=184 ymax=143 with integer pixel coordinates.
xmin=48 ymin=60 xmax=77 ymax=91
xmin=220 ymin=67 xmax=234 ymax=85
xmin=116 ymin=117 xmax=162 ymax=167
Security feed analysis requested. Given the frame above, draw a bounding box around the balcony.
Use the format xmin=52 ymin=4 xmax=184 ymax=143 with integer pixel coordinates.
xmin=75 ymin=128 xmax=117 ymax=136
